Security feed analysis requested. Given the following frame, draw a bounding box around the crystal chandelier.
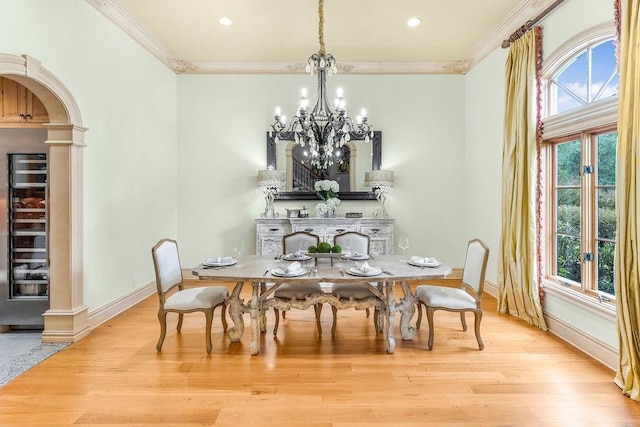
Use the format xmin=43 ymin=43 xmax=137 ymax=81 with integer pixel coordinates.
xmin=270 ymin=0 xmax=374 ymax=170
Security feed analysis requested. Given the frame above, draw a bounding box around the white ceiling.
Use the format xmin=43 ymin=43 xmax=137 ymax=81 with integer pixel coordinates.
xmin=87 ymin=0 xmax=559 ymax=74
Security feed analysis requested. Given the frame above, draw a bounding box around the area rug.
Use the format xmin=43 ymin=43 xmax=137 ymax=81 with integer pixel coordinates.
xmin=0 ymin=342 xmax=69 ymax=386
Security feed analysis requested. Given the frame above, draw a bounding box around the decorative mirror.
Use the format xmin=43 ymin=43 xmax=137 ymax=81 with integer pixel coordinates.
xmin=266 ymin=131 xmax=381 ymax=200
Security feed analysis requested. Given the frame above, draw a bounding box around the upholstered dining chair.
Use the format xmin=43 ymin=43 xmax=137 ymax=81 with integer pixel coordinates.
xmin=415 ymin=238 xmax=489 ymax=350
xmin=272 ymin=231 xmax=325 ymax=336
xmin=330 ymin=231 xmax=383 ymax=336
xmin=151 ymin=238 xmax=228 ymax=353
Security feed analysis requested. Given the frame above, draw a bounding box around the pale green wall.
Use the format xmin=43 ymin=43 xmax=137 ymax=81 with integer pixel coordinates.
xmin=464 ymin=47 xmax=508 ymax=285
xmin=464 ymin=0 xmax=617 ymax=351
xmin=177 ymin=74 xmax=467 ymax=266
xmin=0 ymin=0 xmax=179 ymax=310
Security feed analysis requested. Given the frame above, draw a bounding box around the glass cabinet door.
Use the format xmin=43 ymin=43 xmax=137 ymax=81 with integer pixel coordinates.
xmin=8 ymin=153 xmax=48 ymax=298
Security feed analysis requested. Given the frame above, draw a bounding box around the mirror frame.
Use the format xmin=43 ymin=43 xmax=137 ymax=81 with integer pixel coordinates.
xmin=266 ymin=131 xmax=382 ymax=200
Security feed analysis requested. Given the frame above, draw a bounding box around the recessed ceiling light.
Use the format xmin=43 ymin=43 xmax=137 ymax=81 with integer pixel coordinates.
xmin=219 ymin=17 xmax=232 ymax=26
xmin=407 ymin=17 xmax=422 ymax=27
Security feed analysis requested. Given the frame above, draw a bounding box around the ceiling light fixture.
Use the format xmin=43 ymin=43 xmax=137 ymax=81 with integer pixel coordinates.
xmin=407 ymin=17 xmax=422 ymax=27
xmin=270 ymin=0 xmax=373 ymax=170
xmin=218 ymin=17 xmax=232 ymax=26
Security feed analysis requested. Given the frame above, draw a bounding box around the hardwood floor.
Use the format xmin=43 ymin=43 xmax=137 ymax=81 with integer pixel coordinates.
xmin=1 ymin=280 xmax=638 ymax=426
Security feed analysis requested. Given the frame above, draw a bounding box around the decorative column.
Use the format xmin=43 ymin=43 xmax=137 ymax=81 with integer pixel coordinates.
xmin=42 ymin=123 xmax=89 ymax=343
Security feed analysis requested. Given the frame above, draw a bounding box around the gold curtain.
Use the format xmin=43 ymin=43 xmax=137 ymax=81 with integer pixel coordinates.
xmin=497 ymin=28 xmax=547 ymax=330
xmin=614 ymin=0 xmax=640 ymax=401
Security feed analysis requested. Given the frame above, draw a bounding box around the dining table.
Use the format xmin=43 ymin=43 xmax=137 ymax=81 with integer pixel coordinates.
xmin=192 ymin=254 xmax=452 ymax=355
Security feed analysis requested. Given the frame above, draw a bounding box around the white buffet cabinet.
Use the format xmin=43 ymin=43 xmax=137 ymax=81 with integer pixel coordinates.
xmin=255 ymin=217 xmax=395 ymax=256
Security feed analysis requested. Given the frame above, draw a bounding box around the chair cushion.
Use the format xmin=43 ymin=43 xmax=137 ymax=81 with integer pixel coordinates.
xmin=415 ymin=285 xmax=476 ymax=310
xmin=331 ymin=282 xmax=378 ymax=300
xmin=164 ymin=286 xmax=228 ymax=311
xmin=274 ymin=283 xmax=323 ymax=300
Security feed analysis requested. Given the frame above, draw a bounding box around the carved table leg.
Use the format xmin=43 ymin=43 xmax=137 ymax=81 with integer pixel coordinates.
xmin=384 ymin=281 xmax=396 ymax=354
xmin=259 ymin=282 xmax=267 ymax=333
xmin=398 ymin=280 xmax=417 ymax=340
xmin=250 ymin=282 xmax=261 ymax=355
xmin=227 ymin=281 xmax=246 ymax=342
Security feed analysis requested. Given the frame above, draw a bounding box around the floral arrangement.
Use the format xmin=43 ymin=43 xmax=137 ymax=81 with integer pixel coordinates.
xmin=314 ymin=180 xmax=340 ymax=200
xmin=314 ymin=180 xmax=340 ymax=216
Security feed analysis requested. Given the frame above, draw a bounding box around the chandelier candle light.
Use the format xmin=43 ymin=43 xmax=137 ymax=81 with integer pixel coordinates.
xmin=258 ymin=169 xmax=285 ymax=218
xmin=365 ymin=170 xmax=394 ymax=218
xmin=270 ymin=0 xmax=374 ymax=170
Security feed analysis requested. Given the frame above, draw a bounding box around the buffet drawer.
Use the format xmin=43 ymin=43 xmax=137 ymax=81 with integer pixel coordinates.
xmin=257 ymin=224 xmax=287 ymax=235
xmin=360 ymin=225 xmax=393 ymax=236
xmin=325 ymin=225 xmax=357 ymax=235
xmin=292 ymin=225 xmax=325 ymax=235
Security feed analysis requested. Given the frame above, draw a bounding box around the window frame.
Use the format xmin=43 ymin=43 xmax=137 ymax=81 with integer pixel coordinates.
xmin=544 ymin=125 xmax=617 ymax=303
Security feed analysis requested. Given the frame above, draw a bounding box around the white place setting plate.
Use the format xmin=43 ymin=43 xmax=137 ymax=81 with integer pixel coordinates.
xmin=408 ymin=256 xmax=441 ymax=268
xmin=203 ymin=257 xmax=238 ymax=267
xmin=271 ymin=267 xmax=309 ymax=277
xmin=283 ymin=253 xmax=311 ymax=261
xmin=341 ymin=252 xmax=370 ymax=261
xmin=346 ymin=266 xmax=382 ymax=277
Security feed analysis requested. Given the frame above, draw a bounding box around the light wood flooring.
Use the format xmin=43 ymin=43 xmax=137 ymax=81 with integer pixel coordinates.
xmin=1 ymin=280 xmax=639 ymax=426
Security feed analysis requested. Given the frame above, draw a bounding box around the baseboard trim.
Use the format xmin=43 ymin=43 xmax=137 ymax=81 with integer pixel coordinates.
xmin=484 ymin=279 xmax=497 ymax=298
xmin=483 ymin=280 xmax=616 ymax=369
xmin=87 ymin=281 xmax=155 ymax=330
xmin=544 ymin=312 xmax=617 ymax=370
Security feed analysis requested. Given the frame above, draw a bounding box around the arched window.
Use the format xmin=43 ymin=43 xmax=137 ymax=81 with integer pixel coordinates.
xmin=548 ymin=38 xmax=618 ymax=115
xmin=542 ymin=24 xmax=618 ymax=303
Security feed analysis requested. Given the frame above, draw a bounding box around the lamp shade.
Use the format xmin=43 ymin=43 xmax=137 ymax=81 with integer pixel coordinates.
xmin=365 ymin=170 xmax=394 ymax=188
xmin=257 ymin=170 xmax=285 ymax=188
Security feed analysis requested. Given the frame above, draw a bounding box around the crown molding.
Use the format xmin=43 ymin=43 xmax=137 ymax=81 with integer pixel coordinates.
xmin=463 ymin=0 xmax=565 ymax=70
xmin=85 ymin=0 xmax=178 ymax=70
xmin=86 ymin=0 xmax=564 ymax=76
xmin=184 ymin=60 xmax=468 ymax=75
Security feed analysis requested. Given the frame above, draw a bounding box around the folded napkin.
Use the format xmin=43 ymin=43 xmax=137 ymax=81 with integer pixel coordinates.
xmin=284 ymin=261 xmax=302 ymax=273
xmin=205 ymin=256 xmax=233 ymax=264
xmin=410 ymin=256 xmax=437 ymax=264
xmin=356 ymin=261 xmax=374 ymax=273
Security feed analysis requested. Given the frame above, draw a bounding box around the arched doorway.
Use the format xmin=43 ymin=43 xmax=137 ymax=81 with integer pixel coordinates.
xmin=0 ymin=54 xmax=88 ymax=342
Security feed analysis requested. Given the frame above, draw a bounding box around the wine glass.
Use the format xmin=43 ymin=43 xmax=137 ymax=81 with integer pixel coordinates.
xmin=343 ymin=236 xmax=353 ymax=258
xmin=398 ymin=237 xmax=409 ymax=260
xmin=297 ymin=241 xmax=310 ymax=268
xmin=234 ymin=240 xmax=245 ymax=268
xmin=370 ymin=242 xmax=381 ymax=258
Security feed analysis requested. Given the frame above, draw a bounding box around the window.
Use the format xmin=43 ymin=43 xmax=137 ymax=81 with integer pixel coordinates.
xmin=547 ymin=39 xmax=618 ymax=115
xmin=543 ymin=26 xmax=618 ymax=302
xmin=550 ymin=130 xmax=617 ymax=298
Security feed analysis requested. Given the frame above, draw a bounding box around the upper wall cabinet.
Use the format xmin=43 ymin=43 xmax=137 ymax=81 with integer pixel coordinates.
xmin=0 ymin=77 xmax=49 ymax=125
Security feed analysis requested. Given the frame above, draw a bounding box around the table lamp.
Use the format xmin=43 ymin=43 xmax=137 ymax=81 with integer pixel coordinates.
xmin=365 ymin=170 xmax=394 ymax=218
xmin=257 ymin=169 xmax=285 ymax=218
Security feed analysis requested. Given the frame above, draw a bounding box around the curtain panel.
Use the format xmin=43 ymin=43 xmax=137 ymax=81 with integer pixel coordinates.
xmin=614 ymin=0 xmax=640 ymax=401
xmin=497 ymin=28 xmax=547 ymax=330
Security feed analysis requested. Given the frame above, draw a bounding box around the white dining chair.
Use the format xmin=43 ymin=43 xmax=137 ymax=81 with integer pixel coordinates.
xmin=330 ymin=231 xmax=383 ymax=336
xmin=415 ymin=239 xmax=489 ymax=350
xmin=151 ymin=238 xmax=228 ymax=353
xmin=272 ymin=231 xmax=325 ymax=336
